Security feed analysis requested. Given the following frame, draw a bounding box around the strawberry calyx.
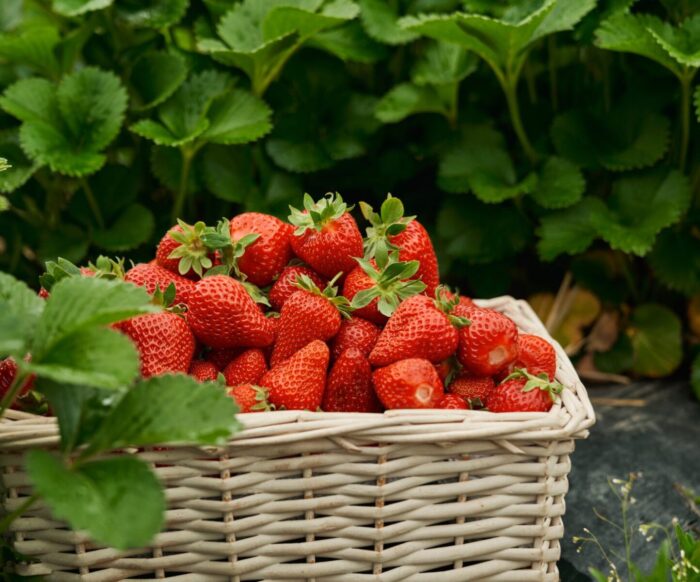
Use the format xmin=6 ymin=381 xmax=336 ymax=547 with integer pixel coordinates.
xmin=295 ymin=273 xmax=354 ymax=318
xmin=39 ymin=256 xmax=123 ymax=291
xmin=360 ymin=194 xmax=415 ymax=262
xmin=151 ymin=283 xmax=186 ymax=314
xmin=503 ymin=368 xmax=564 ymax=403
xmin=250 ymin=385 xmax=274 ymax=412
xmin=434 ymin=285 xmax=470 ymax=328
xmin=350 ymin=252 xmax=426 ymax=318
xmin=168 ymin=220 xmax=214 ymax=278
xmin=288 ymin=192 xmax=352 ymax=235
xmin=200 ymin=218 xmax=259 ymax=280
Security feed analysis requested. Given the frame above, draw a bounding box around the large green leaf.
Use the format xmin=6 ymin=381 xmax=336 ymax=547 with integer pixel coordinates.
xmin=437 ymin=196 xmax=532 ymax=264
xmin=130 ymin=70 xmax=231 ymax=147
xmin=116 ymin=0 xmax=189 ymax=28
xmin=411 ymin=40 xmax=477 ymax=86
xmin=52 ymin=0 xmax=113 ymax=17
xmin=201 ymin=90 xmax=272 ymax=145
xmin=644 ymin=13 xmax=700 ymax=69
xmin=530 ymin=156 xmax=585 ymax=209
xmin=0 ymin=69 xmax=127 ymax=177
xmin=33 ymin=277 xmax=157 ymax=358
xmin=86 ymin=374 xmax=240 ymax=455
xmin=536 ymin=197 xmax=605 ymax=261
xmin=129 ymin=52 xmax=188 ymax=110
xmin=26 ymin=451 xmax=165 ymax=550
xmin=92 ymin=203 xmax=155 ymax=252
xmin=307 ymin=21 xmax=387 ymax=63
xmin=649 ymin=227 xmax=700 ymax=295
xmin=628 ymin=304 xmax=682 ymax=377
xmin=375 ymin=83 xmax=448 ymax=123
xmin=0 ymin=272 xmax=45 ymax=356
xmin=551 ymin=108 xmax=670 ymax=171
xmin=595 ymin=12 xmax=683 ymax=77
xmin=28 ymin=327 xmax=140 ymax=389
xmin=200 ymin=145 xmax=254 ymax=202
xmin=591 ymin=170 xmax=690 ymax=256
xmin=359 ymin=0 xmax=418 ymax=45
xmin=0 ymin=25 xmax=61 ymax=77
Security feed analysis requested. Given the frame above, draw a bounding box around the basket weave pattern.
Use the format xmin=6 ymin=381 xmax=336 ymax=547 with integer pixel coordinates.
xmin=1 ymin=296 xmax=595 ymax=581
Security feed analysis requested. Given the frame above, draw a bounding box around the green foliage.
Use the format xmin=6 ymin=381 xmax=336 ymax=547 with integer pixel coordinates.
xmin=0 ymin=0 xmax=699 ymax=387
xmin=0 ymin=273 xmax=241 ymax=550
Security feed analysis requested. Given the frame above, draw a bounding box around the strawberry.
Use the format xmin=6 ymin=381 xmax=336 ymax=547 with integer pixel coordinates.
xmin=269 ymin=265 xmax=326 ymax=311
xmin=457 ymin=306 xmax=518 ymax=376
xmin=124 ymin=262 xmax=194 ymax=305
xmin=360 ymin=196 xmax=439 ymax=296
xmin=288 ymin=193 xmax=364 ymax=279
xmin=322 ymin=348 xmax=381 ymax=413
xmin=189 ymin=360 xmax=219 ymax=382
xmin=449 ymin=374 xmax=494 ymax=409
xmin=206 ymin=347 xmax=241 ymax=371
xmin=511 ymin=334 xmax=557 ymax=380
xmin=434 ymin=359 xmax=457 ymax=383
xmin=260 ymin=340 xmax=329 ymax=410
xmin=369 ymin=289 xmax=468 ymax=368
xmin=270 ymin=275 xmax=350 ymax=367
xmin=372 ymin=358 xmax=444 ymax=409
xmin=343 ymin=253 xmax=426 ymax=325
xmin=119 ymin=312 xmax=196 ymax=378
xmin=223 ymin=349 xmax=267 ymax=386
xmin=187 ymin=275 xmax=275 ymax=349
xmin=331 ymin=316 xmax=381 ymax=360
xmin=228 ymin=384 xmax=271 ymax=413
xmin=156 ymin=221 xmax=215 ymax=279
xmin=0 ymin=358 xmax=34 ymax=400
xmin=486 ymin=369 xmax=563 ymax=413
xmin=438 ymin=394 xmax=468 ymax=410
xmin=229 ymin=212 xmax=293 ymax=286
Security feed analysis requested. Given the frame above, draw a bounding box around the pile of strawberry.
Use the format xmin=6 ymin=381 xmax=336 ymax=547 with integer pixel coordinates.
xmin=9 ymin=193 xmax=564 ymax=414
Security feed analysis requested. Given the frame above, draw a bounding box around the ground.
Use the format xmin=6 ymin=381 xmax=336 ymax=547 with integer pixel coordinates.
xmin=559 ymin=381 xmax=700 ymax=580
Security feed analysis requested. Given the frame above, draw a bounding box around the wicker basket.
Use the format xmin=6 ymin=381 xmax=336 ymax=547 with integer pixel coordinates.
xmin=1 ymin=296 xmax=595 ymax=581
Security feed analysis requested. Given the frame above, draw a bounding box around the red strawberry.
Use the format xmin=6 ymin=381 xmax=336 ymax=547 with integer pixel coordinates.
xmin=270 ymin=276 xmax=350 ymax=367
xmin=124 ymin=262 xmax=195 ymax=305
xmin=288 ymin=193 xmax=363 ymax=278
xmin=486 ymin=370 xmax=563 ymax=413
xmin=434 ymin=359 xmax=457 ymax=383
xmin=223 ymin=349 xmax=267 ymax=386
xmin=443 ymin=290 xmax=475 ymax=313
xmin=269 ymin=265 xmax=326 ymax=311
xmin=206 ymin=347 xmax=241 ymax=371
xmin=0 ymin=358 xmax=34 ymax=400
xmin=449 ymin=374 xmax=495 ymax=409
xmin=119 ymin=312 xmax=196 ymax=378
xmin=260 ymin=340 xmax=329 ymax=410
xmin=228 ymin=384 xmax=271 ymax=412
xmin=511 ymin=334 xmax=557 ymax=380
xmin=438 ymin=394 xmax=468 ymax=410
xmin=331 ymin=316 xmax=381 ymax=360
xmin=189 ymin=360 xmax=219 ymax=382
xmin=369 ymin=290 xmax=468 ymax=368
xmin=229 ymin=213 xmax=293 ymax=287
xmin=323 ymin=348 xmax=381 ymax=413
xmin=372 ymin=358 xmax=444 ymax=409
xmin=457 ymin=306 xmax=518 ymax=376
xmin=342 ymin=254 xmax=426 ymax=325
xmin=360 ymin=196 xmax=439 ymax=296
xmin=156 ymin=221 xmax=214 ymax=279
xmin=187 ymin=276 xmax=275 ymax=349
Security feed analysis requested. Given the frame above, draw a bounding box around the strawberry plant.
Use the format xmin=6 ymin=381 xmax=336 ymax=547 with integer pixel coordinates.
xmin=0 ymin=0 xmax=699 ymax=391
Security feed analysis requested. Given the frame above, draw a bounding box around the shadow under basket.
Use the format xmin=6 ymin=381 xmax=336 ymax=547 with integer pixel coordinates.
xmin=0 ymin=296 xmax=595 ymax=581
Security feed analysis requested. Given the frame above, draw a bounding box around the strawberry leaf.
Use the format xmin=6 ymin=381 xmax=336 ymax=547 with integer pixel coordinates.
xmin=0 ymin=25 xmax=61 ymax=77
xmin=308 ymin=21 xmax=387 ymax=63
xmin=359 ymin=0 xmax=418 ymax=45
xmin=375 ymin=83 xmax=449 ymax=123
xmin=200 ymin=144 xmax=253 ymax=203
xmin=644 ymin=13 xmax=700 ymax=69
xmin=129 ymin=51 xmax=188 ymax=111
xmin=0 ymin=130 xmax=40 ymax=193
xmin=649 ymin=227 xmax=700 ymax=295
xmin=200 ymin=90 xmax=272 ymax=145
xmin=531 ymin=156 xmax=585 ymax=209
xmin=536 ymin=197 xmax=606 ymax=261
xmin=591 ymin=170 xmax=691 ymax=256
xmin=26 ymin=451 xmax=165 ymax=550
xmin=52 ymin=0 xmax=113 ymax=17
xmin=0 ymin=272 xmax=45 ymax=356
xmin=115 ymin=0 xmax=189 ymax=29
xmin=628 ymin=304 xmax=682 ymax=377
xmin=85 ymin=374 xmax=241 ymax=454
xmin=412 ymin=41 xmax=477 ymax=86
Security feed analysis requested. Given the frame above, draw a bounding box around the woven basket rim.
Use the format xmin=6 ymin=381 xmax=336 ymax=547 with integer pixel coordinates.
xmin=0 ymin=295 xmax=595 ymax=449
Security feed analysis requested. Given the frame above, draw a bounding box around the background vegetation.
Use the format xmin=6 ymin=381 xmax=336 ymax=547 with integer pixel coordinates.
xmin=1 ymin=0 xmax=700 ymax=390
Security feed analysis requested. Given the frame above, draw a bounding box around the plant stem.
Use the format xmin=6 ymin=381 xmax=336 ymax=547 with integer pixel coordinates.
xmin=81 ymin=178 xmax=104 ymax=229
xmin=172 ymin=146 xmax=195 ymax=224
xmin=254 ymin=41 xmax=304 ymax=97
xmin=504 ymin=76 xmax=538 ymax=164
xmin=0 ymin=494 xmax=38 ymax=534
xmin=679 ymin=69 xmax=695 ymax=172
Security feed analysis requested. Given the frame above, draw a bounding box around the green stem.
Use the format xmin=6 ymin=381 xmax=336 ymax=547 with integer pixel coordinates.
xmin=81 ymin=178 xmax=104 ymax=229
xmin=621 ymin=498 xmax=632 ymax=582
xmin=0 ymin=494 xmax=38 ymax=534
xmin=679 ymin=70 xmax=694 ymax=172
xmin=172 ymin=146 xmax=196 ymax=223
xmin=0 ymin=371 xmax=25 ymax=419
xmin=503 ymin=74 xmax=538 ymax=164
xmin=254 ymin=41 xmax=304 ymax=97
